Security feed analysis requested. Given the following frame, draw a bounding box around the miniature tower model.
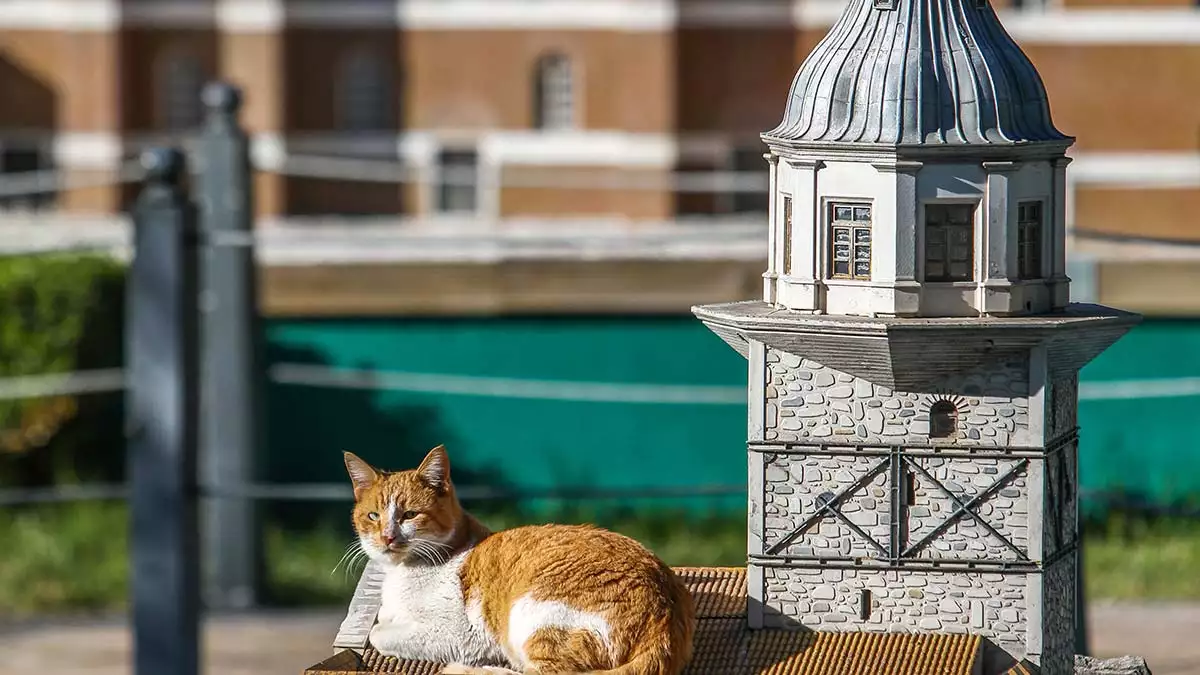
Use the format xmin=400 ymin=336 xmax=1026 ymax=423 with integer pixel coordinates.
xmin=693 ymin=1 xmax=1141 ymax=673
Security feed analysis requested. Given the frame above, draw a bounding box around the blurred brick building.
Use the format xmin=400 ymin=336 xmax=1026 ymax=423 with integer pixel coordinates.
xmin=0 ymin=0 xmax=1198 ymax=243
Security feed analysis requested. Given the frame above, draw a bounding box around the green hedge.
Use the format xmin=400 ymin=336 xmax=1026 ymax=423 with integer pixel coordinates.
xmin=0 ymin=253 xmax=126 ymax=487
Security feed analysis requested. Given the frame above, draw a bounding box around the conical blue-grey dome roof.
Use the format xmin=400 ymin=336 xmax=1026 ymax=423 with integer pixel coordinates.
xmin=763 ymin=0 xmax=1071 ymax=148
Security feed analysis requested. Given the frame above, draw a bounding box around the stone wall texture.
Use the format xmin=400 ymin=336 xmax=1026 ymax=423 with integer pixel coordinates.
xmin=1042 ymin=557 xmax=1077 ymax=675
xmin=1049 ymin=373 xmax=1078 ymax=442
xmin=761 ymin=452 xmax=1030 ymax=563
xmin=1043 ymin=440 xmax=1079 ymax=560
xmin=764 ymin=351 xmax=1031 ymax=447
xmin=750 ymin=349 xmax=1087 ymax=668
xmin=760 ymin=567 xmax=1028 ymax=658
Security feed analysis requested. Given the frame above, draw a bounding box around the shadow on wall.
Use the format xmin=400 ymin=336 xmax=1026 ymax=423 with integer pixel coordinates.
xmin=0 ymin=49 xmax=58 ymax=209
xmin=0 ymin=50 xmax=57 ymax=131
xmin=263 ymin=340 xmax=510 ymax=530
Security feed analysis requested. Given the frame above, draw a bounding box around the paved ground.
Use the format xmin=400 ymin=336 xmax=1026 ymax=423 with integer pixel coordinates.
xmin=0 ymin=603 xmax=1197 ymax=675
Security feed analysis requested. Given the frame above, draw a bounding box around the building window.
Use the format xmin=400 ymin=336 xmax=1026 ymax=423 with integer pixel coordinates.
xmin=782 ymin=194 xmax=792 ymax=273
xmin=924 ymin=204 xmax=975 ymax=282
xmin=929 ymin=401 xmax=959 ymax=438
xmin=828 ymin=203 xmax=872 ymax=280
xmin=534 ymin=53 xmax=574 ymax=130
xmin=731 ymin=148 xmax=769 ymax=214
xmin=0 ymin=142 xmax=54 ymax=211
xmin=435 ymin=149 xmax=478 ymax=213
xmin=1017 ymin=201 xmax=1043 ymax=280
xmin=337 ymin=50 xmax=394 ymax=132
xmin=156 ymin=52 xmax=205 ymax=132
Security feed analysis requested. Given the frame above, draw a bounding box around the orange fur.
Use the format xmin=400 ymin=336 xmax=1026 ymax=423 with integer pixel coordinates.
xmin=344 ymin=447 xmax=696 ymax=675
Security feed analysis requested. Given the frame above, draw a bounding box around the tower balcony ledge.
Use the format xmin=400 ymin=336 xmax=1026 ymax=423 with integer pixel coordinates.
xmin=692 ymin=300 xmax=1141 ymax=391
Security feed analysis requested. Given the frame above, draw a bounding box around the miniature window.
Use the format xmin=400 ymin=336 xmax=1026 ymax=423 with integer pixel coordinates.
xmin=1017 ymin=201 xmax=1044 ymax=280
xmin=929 ymin=401 xmax=959 ymax=438
xmin=534 ymin=53 xmax=575 ymax=130
xmin=156 ymin=52 xmax=205 ymax=132
xmin=859 ymin=590 xmax=872 ymax=620
xmin=924 ymin=204 xmax=975 ymax=282
xmin=337 ymin=50 xmax=394 ymax=132
xmin=782 ymin=195 xmax=794 ymax=275
xmin=0 ymin=142 xmax=55 ymax=211
xmin=828 ymin=203 xmax=872 ymax=280
xmin=435 ymin=149 xmax=479 ymax=213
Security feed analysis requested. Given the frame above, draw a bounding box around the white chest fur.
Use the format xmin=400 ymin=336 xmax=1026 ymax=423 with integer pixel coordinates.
xmin=370 ymin=552 xmax=507 ymax=667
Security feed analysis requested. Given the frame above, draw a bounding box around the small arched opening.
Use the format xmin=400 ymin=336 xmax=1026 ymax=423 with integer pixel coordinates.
xmin=928 ymin=401 xmax=959 ymax=439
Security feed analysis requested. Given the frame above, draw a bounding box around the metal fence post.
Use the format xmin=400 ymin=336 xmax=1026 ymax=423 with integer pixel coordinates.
xmin=127 ymin=147 xmax=201 ymax=675
xmin=195 ymin=81 xmax=263 ymax=610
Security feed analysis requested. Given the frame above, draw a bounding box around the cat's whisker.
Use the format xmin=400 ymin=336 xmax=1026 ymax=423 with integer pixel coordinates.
xmin=418 ymin=539 xmax=451 ymax=564
xmin=407 ymin=540 xmax=433 ymax=565
xmin=408 ymin=539 xmax=447 ymax=566
xmin=347 ymin=546 xmax=370 ymax=580
xmin=330 ymin=541 xmax=361 ymax=578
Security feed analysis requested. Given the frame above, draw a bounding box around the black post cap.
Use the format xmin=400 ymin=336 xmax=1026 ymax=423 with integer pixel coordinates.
xmin=141 ymin=147 xmax=185 ymax=185
xmin=202 ymin=82 xmax=243 ymax=115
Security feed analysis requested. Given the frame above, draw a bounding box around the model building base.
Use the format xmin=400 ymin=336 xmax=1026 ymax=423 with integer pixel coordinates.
xmin=302 ymin=567 xmax=1069 ymax=675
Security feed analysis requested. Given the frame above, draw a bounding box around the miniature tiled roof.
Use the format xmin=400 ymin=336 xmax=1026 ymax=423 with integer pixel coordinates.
xmin=762 ymin=0 xmax=1071 ymax=148
xmin=305 ymin=567 xmax=990 ymax=675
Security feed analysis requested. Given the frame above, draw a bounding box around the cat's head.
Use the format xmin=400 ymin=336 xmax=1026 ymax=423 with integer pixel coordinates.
xmin=343 ymin=445 xmax=464 ymax=566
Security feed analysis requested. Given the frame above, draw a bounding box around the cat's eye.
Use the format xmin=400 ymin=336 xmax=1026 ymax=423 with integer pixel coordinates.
xmin=403 ymin=510 xmax=418 ymax=520
xmin=367 ymin=512 xmax=380 ymax=521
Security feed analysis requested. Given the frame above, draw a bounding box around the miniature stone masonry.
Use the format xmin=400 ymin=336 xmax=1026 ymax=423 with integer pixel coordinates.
xmin=693 ymin=0 xmax=1141 ymax=673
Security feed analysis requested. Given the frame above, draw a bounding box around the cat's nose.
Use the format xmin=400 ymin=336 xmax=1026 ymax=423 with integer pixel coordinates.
xmin=382 ymin=533 xmax=396 ymax=545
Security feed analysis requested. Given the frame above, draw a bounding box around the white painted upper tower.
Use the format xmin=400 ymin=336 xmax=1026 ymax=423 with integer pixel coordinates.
xmin=760 ymin=0 xmax=1074 ymax=318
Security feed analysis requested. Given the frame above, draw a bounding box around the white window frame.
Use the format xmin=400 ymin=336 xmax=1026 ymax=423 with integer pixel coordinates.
xmin=155 ymin=51 xmax=206 ymax=132
xmin=1016 ymin=199 xmax=1045 ymax=280
xmin=826 ymin=201 xmax=874 ymax=281
xmin=432 ymin=146 xmax=481 ymax=215
xmin=534 ymin=53 xmax=576 ymax=131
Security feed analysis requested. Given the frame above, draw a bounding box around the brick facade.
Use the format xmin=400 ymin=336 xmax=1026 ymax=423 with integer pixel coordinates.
xmin=0 ymin=0 xmax=1196 ymax=241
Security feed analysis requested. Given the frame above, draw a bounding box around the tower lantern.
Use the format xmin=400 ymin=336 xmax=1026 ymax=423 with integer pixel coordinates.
xmin=759 ymin=0 xmax=1074 ymax=319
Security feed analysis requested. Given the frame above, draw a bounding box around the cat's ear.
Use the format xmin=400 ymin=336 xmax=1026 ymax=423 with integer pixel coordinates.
xmin=343 ymin=451 xmax=380 ymax=500
xmin=416 ymin=445 xmax=451 ymax=493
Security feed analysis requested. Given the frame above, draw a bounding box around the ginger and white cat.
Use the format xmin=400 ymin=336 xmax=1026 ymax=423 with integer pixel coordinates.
xmin=343 ymin=445 xmax=696 ymax=675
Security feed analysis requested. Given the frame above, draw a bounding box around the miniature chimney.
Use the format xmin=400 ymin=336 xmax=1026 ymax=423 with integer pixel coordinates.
xmin=692 ymin=0 xmax=1142 ymax=673
xmin=759 ymin=0 xmax=1073 ymax=318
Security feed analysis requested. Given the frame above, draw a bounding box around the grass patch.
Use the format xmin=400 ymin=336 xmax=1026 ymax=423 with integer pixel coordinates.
xmin=0 ymin=502 xmax=130 ymax=615
xmin=1083 ymin=516 xmax=1200 ymax=601
xmin=3 ymin=501 xmax=1200 ymax=614
xmin=0 ymin=502 xmax=746 ymax=615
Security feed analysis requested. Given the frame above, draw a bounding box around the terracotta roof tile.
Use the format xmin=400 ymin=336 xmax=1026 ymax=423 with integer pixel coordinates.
xmin=304 ymin=566 xmax=985 ymax=675
xmin=674 ymin=566 xmax=747 ymax=618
